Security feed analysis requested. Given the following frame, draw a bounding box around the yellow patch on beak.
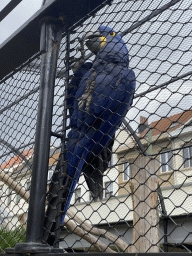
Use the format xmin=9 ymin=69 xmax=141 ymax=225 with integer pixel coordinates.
xmin=100 ymin=36 xmax=106 ymax=48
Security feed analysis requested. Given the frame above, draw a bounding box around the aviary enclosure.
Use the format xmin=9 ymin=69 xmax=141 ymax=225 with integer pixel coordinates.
xmin=0 ymin=0 xmax=192 ymax=254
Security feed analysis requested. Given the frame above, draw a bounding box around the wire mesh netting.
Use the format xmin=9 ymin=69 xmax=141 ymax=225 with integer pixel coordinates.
xmin=0 ymin=0 xmax=192 ymax=253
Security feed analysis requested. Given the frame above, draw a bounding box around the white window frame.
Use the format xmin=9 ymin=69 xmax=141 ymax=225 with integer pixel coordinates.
xmin=48 ymin=169 xmax=54 ymax=183
xmin=105 ymin=181 xmax=113 ymax=198
xmin=183 ymin=145 xmax=192 ymax=168
xmin=123 ymin=162 xmax=131 ymax=181
xmin=74 ymin=188 xmax=81 ymax=203
xmin=108 ymin=154 xmax=113 ymax=168
xmin=26 ymin=180 xmax=31 ymax=192
xmin=160 ymin=151 xmax=172 ymax=173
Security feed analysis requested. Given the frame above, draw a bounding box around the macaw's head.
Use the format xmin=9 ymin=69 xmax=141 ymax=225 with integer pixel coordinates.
xmin=85 ymin=26 xmax=129 ymax=66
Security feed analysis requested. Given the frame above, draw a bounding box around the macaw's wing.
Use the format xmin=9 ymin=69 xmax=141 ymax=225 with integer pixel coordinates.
xmin=81 ymin=68 xmax=135 ymax=200
xmin=83 ymin=135 xmax=115 ymax=200
xmin=67 ymin=66 xmax=135 ymax=201
xmin=67 ymin=62 xmax=92 ymax=115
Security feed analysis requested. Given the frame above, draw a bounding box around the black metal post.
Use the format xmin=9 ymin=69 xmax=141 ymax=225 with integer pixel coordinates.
xmin=54 ymin=30 xmax=70 ymax=248
xmin=13 ymin=17 xmax=63 ymax=253
xmin=158 ymin=186 xmax=169 ymax=252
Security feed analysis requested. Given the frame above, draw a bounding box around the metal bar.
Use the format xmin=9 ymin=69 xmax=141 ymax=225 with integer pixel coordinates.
xmin=14 ymin=17 xmax=63 ymax=253
xmin=41 ymin=0 xmax=47 ymax=6
xmin=123 ymin=119 xmax=148 ymax=156
xmin=0 ymin=141 xmax=35 ymax=159
xmin=0 ymin=50 xmax=43 ymax=85
xmin=0 ymin=86 xmax=40 ymax=115
xmin=22 ymin=0 xmax=182 ymax=80
xmin=134 ymin=71 xmax=192 ymax=99
xmin=1 ymin=68 xmax=191 ymax=116
xmin=120 ymin=0 xmax=182 ymax=37
xmin=51 ymin=131 xmax=63 ymax=139
xmin=158 ymin=187 xmax=167 ymax=216
xmin=54 ymin=0 xmax=182 ymax=79
xmin=54 ymin=29 xmax=70 ymax=248
xmin=158 ymin=186 xmax=168 ymax=252
xmin=0 ymin=138 xmax=32 ymax=169
xmin=0 ymin=0 xmax=23 ymax=22
xmin=0 ymin=0 xmax=112 ymax=80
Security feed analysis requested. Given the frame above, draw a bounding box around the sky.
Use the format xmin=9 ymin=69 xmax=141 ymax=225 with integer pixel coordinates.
xmin=0 ymin=0 xmax=191 ymax=164
xmin=0 ymin=0 xmax=43 ymax=45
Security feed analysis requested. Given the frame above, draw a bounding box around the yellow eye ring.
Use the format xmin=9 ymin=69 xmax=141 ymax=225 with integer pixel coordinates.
xmin=109 ymin=31 xmax=116 ymax=37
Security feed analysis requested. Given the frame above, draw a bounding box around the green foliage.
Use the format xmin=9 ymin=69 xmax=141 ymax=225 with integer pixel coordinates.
xmin=0 ymin=226 xmax=26 ymax=253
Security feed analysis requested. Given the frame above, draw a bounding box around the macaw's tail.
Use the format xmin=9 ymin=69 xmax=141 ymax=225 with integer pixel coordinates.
xmin=83 ymin=136 xmax=114 ymax=200
xmin=43 ymin=159 xmax=71 ymax=246
xmin=43 ymin=136 xmax=114 ymax=245
xmin=43 ymin=157 xmax=83 ymax=246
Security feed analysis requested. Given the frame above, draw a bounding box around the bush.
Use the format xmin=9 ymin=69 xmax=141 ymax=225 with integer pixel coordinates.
xmin=0 ymin=226 xmax=26 ymax=253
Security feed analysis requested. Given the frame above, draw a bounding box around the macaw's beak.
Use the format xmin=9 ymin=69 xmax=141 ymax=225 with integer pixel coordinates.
xmin=83 ymin=30 xmax=106 ymax=54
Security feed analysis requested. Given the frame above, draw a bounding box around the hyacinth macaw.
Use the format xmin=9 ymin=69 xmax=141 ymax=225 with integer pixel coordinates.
xmin=44 ymin=25 xmax=136 ymax=245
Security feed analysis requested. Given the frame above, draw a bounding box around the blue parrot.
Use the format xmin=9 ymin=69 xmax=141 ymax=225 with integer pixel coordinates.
xmin=44 ymin=25 xmax=136 ymax=245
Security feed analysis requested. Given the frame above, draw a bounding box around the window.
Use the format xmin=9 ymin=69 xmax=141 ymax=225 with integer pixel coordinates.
xmin=74 ymin=188 xmax=81 ymax=203
xmin=169 ymin=122 xmax=180 ymax=129
xmin=183 ymin=146 xmax=192 ymax=168
xmin=160 ymin=151 xmax=172 ymax=173
xmin=108 ymin=155 xmax=113 ymax=167
xmin=26 ymin=181 xmax=31 ymax=192
xmin=105 ymin=181 xmax=113 ymax=198
xmin=48 ymin=169 xmax=54 ymax=184
xmin=123 ymin=162 xmax=131 ymax=181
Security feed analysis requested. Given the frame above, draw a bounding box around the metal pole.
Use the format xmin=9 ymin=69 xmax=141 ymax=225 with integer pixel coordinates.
xmin=14 ymin=17 xmax=63 ymax=253
xmin=54 ymin=30 xmax=70 ymax=248
xmin=158 ymin=187 xmax=169 ymax=252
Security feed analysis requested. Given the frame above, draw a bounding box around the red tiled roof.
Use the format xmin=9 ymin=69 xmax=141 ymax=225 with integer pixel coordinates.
xmin=140 ymin=110 xmax=192 ymax=138
xmin=1 ymin=148 xmax=33 ymax=169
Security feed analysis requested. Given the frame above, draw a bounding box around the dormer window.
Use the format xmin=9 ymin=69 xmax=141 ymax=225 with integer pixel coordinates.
xmin=169 ymin=122 xmax=180 ymax=129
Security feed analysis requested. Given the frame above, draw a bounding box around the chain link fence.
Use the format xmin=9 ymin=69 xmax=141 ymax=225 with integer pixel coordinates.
xmin=0 ymin=0 xmax=192 ymax=253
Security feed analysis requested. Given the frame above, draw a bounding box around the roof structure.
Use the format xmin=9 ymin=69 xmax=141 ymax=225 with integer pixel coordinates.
xmin=139 ymin=110 xmax=192 ymax=138
xmin=1 ymin=148 xmax=33 ymax=170
xmin=0 ymin=146 xmax=60 ymax=170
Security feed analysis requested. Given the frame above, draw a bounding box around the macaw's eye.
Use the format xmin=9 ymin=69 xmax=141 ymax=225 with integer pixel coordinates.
xmin=109 ymin=31 xmax=116 ymax=37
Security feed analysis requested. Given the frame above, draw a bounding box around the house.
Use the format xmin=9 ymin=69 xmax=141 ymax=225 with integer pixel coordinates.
xmin=60 ymin=110 xmax=192 ymax=252
xmin=0 ymin=110 xmax=192 ymax=252
xmin=0 ymin=145 xmax=60 ymax=230
xmin=118 ymin=110 xmax=192 ymax=195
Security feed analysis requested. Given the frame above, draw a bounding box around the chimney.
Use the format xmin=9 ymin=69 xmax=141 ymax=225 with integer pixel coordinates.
xmin=138 ymin=116 xmax=149 ymax=134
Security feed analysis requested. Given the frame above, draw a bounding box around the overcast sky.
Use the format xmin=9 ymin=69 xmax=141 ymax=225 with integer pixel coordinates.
xmin=0 ymin=0 xmax=191 ymax=163
xmin=0 ymin=0 xmax=42 ymax=45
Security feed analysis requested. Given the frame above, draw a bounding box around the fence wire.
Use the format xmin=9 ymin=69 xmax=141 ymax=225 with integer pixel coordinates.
xmin=0 ymin=0 xmax=192 ymax=253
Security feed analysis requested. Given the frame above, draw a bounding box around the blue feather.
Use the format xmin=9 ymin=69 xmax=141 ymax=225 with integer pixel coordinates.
xmin=61 ymin=26 xmax=136 ymax=223
xmin=44 ymin=26 xmax=136 ymax=245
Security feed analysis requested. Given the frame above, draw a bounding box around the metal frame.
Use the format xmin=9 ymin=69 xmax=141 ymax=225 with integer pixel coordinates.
xmin=0 ymin=0 xmax=112 ymax=80
xmin=0 ymin=0 xmax=23 ymax=22
xmin=1 ymin=0 xmax=192 ymax=254
xmin=12 ymin=17 xmax=63 ymax=253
